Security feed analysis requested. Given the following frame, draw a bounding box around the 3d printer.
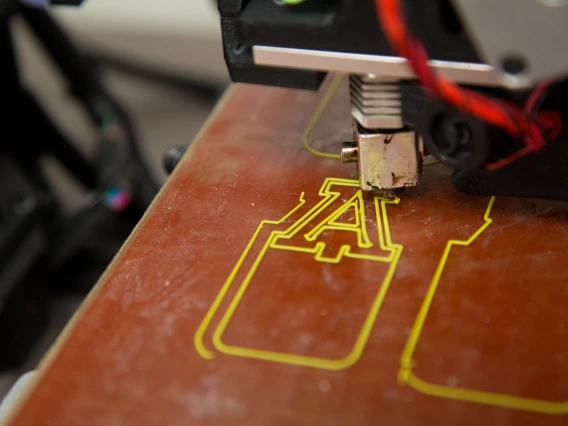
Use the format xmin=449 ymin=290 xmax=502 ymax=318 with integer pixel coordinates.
xmin=218 ymin=0 xmax=568 ymax=201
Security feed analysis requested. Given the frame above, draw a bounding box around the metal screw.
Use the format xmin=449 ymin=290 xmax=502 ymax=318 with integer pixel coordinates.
xmin=163 ymin=146 xmax=187 ymax=175
xmin=501 ymin=56 xmax=527 ymax=75
xmin=439 ymin=116 xmax=471 ymax=154
xmin=341 ymin=141 xmax=358 ymax=163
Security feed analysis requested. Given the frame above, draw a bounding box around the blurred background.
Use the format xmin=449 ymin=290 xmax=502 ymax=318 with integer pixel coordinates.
xmin=0 ymin=0 xmax=228 ymax=400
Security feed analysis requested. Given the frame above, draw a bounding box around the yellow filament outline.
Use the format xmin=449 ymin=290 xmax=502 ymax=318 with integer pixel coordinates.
xmin=195 ymin=177 xmax=403 ymax=369
xmin=399 ymin=196 xmax=568 ymax=414
xmin=194 ymin=177 xmax=354 ymax=359
xmin=302 ymin=73 xmax=344 ymax=159
xmin=303 ymin=190 xmax=372 ymax=247
xmin=193 ymin=72 xmax=564 ymax=411
xmin=194 ymin=189 xmax=307 ymax=360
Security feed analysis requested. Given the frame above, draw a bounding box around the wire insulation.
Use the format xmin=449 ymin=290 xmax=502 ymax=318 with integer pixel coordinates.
xmin=374 ymin=0 xmax=562 ymax=169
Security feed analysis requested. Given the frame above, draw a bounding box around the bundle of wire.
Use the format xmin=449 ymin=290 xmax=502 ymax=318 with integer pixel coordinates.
xmin=374 ymin=0 xmax=562 ymax=170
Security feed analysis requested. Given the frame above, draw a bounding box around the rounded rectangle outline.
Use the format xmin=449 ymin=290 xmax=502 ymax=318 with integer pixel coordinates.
xmin=399 ymin=196 xmax=568 ymax=414
xmin=195 ymin=177 xmax=403 ymax=370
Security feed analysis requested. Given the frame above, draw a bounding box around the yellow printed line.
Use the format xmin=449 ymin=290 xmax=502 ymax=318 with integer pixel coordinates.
xmin=195 ymin=72 xmax=404 ymax=370
xmin=404 ymin=371 xmax=568 ymax=415
xmin=302 ymin=73 xmax=344 ymax=160
xmin=269 ymin=178 xmax=359 ymax=244
xmin=210 ymin=193 xmax=402 ymax=370
xmin=194 ymin=192 xmax=307 ymax=359
xmin=271 ymin=241 xmax=393 ymax=264
xmin=399 ymin=196 xmax=496 ymax=370
xmin=195 ymin=177 xmax=362 ymax=359
xmin=197 ymin=72 xmax=355 ymax=359
xmin=399 ymin=196 xmax=568 ymax=414
xmin=304 ymin=190 xmax=372 ymax=248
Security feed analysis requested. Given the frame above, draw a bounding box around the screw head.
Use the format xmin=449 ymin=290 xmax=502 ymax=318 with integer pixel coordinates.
xmin=163 ymin=146 xmax=187 ymax=174
xmin=440 ymin=116 xmax=472 ymax=154
xmin=341 ymin=141 xmax=358 ymax=163
xmin=501 ymin=56 xmax=527 ymax=75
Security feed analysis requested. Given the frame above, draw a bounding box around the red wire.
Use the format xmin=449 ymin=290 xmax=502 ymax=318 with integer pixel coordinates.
xmin=376 ymin=0 xmax=520 ymax=134
xmin=525 ymin=79 xmax=553 ymax=114
xmin=484 ymin=146 xmax=532 ymax=170
xmin=374 ymin=0 xmax=561 ymax=169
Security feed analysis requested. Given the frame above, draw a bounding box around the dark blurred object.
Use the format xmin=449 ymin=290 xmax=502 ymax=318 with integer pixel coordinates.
xmin=0 ymin=159 xmax=50 ymax=371
xmin=163 ymin=146 xmax=187 ymax=175
xmin=19 ymin=0 xmax=85 ymax=8
xmin=0 ymin=3 xmax=159 ymax=371
xmin=51 ymin=0 xmax=85 ymax=5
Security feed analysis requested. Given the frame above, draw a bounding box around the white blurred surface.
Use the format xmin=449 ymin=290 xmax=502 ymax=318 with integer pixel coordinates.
xmin=53 ymin=0 xmax=228 ymax=84
xmin=0 ymin=372 xmax=37 ymax=424
xmin=55 ymin=0 xmax=220 ymax=36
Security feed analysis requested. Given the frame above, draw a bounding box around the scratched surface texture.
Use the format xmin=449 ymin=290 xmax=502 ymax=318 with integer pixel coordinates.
xmin=7 ymin=78 xmax=568 ymax=426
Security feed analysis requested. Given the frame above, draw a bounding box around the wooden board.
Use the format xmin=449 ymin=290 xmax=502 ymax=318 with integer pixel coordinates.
xmin=6 ymin=76 xmax=568 ymax=426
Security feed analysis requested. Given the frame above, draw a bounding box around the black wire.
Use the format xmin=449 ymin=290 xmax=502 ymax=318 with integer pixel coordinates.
xmin=524 ymin=83 xmax=559 ymax=146
xmin=19 ymin=6 xmax=100 ymax=106
xmin=530 ymin=84 xmax=555 ymax=117
xmin=96 ymin=91 xmax=160 ymax=207
xmin=17 ymin=5 xmax=161 ymax=270
xmin=85 ymin=51 xmax=220 ymax=103
xmin=23 ymin=90 xmax=98 ymax=190
xmin=20 ymin=5 xmax=159 ymax=206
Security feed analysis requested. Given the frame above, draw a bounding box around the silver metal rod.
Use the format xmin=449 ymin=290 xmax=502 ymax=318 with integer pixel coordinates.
xmin=253 ymin=45 xmax=501 ymax=87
